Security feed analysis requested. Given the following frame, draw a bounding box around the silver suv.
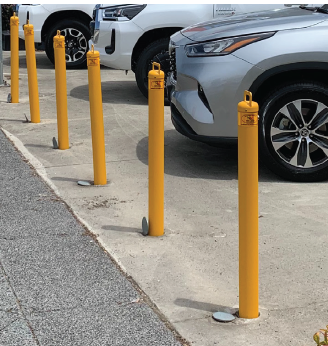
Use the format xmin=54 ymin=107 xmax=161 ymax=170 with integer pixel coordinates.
xmin=168 ymin=5 xmax=328 ymax=182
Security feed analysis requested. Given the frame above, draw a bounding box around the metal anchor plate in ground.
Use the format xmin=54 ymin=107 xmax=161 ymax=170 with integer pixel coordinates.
xmin=212 ymin=311 xmax=236 ymax=322
xmin=142 ymin=217 xmax=149 ymax=236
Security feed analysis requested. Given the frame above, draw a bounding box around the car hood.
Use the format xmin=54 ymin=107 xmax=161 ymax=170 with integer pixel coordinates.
xmin=181 ymin=7 xmax=328 ymax=42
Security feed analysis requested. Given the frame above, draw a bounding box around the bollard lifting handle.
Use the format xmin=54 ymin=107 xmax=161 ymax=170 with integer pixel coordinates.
xmin=244 ymin=90 xmax=253 ymax=107
xmin=152 ymin=62 xmax=161 ymax=74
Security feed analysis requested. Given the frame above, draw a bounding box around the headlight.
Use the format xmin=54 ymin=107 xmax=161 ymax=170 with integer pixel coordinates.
xmin=102 ymin=4 xmax=146 ymax=21
xmin=185 ymin=32 xmax=275 ymax=57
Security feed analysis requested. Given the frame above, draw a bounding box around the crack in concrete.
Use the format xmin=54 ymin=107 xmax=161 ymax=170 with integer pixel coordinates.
xmin=0 ymin=261 xmax=41 ymax=346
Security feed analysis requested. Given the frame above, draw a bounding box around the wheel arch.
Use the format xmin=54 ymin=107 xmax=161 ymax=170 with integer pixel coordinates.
xmin=131 ymin=27 xmax=182 ymax=72
xmin=250 ymin=62 xmax=328 ymax=107
xmin=41 ymin=10 xmax=92 ymax=41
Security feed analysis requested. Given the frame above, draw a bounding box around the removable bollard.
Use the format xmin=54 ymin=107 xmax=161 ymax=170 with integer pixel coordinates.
xmin=87 ymin=45 xmax=107 ymax=185
xmin=10 ymin=12 xmax=19 ymax=103
xmin=24 ymin=21 xmax=40 ymax=123
xmin=147 ymin=62 xmax=164 ymax=237
xmin=54 ymin=30 xmax=69 ymax=150
xmin=238 ymin=90 xmax=259 ymax=319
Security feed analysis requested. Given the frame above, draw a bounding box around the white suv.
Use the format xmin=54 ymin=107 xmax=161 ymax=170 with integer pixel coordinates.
xmin=90 ymin=4 xmax=309 ymax=99
xmin=16 ymin=4 xmax=94 ymax=68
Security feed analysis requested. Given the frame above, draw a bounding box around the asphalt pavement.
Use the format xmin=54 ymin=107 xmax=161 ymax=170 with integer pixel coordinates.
xmin=0 ymin=129 xmax=184 ymax=346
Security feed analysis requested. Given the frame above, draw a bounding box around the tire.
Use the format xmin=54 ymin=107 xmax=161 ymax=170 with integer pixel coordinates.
xmin=135 ymin=38 xmax=170 ymax=103
xmin=259 ymin=82 xmax=328 ymax=182
xmin=45 ymin=19 xmax=90 ymax=69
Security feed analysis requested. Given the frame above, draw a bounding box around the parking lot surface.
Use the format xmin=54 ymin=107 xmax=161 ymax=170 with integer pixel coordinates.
xmin=1 ymin=51 xmax=328 ymax=346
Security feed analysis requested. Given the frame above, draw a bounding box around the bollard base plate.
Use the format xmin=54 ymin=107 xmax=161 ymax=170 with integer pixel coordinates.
xmin=142 ymin=217 xmax=149 ymax=236
xmin=52 ymin=137 xmax=58 ymax=149
xmin=77 ymin=181 xmax=92 ymax=186
xmin=23 ymin=114 xmax=30 ymax=123
xmin=212 ymin=312 xmax=235 ymax=323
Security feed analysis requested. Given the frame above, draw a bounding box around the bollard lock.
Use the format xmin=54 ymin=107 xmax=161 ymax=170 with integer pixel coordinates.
xmin=237 ymin=91 xmax=259 ymax=126
xmin=148 ymin=62 xmax=165 ymax=89
xmin=87 ymin=45 xmax=100 ymax=67
xmin=53 ymin=30 xmax=65 ymax=49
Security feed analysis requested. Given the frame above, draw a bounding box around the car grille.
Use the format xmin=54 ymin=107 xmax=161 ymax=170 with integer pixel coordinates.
xmin=169 ymin=47 xmax=177 ymax=81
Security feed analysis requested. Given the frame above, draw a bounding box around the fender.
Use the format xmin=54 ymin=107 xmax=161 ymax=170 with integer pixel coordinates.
xmin=249 ymin=62 xmax=328 ymax=96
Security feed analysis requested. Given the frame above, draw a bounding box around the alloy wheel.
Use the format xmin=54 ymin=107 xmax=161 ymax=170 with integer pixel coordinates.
xmin=270 ymin=99 xmax=328 ymax=168
xmin=60 ymin=28 xmax=88 ymax=63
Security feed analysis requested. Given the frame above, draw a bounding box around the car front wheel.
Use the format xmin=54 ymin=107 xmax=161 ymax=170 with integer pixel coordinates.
xmin=45 ymin=19 xmax=90 ymax=69
xmin=135 ymin=38 xmax=170 ymax=103
xmin=259 ymin=82 xmax=328 ymax=182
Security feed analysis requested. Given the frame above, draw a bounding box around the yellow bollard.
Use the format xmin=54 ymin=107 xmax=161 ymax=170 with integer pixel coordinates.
xmin=10 ymin=12 xmax=19 ymax=103
xmin=53 ymin=30 xmax=69 ymax=150
xmin=87 ymin=45 xmax=107 ymax=185
xmin=238 ymin=90 xmax=259 ymax=319
xmin=24 ymin=21 xmax=40 ymax=123
xmin=148 ymin=62 xmax=164 ymax=237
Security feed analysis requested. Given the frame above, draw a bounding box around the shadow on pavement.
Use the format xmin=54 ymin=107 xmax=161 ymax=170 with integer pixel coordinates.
xmin=25 ymin=143 xmax=53 ymax=149
xmin=3 ymin=52 xmax=54 ymax=70
xmin=70 ymin=80 xmax=148 ymax=106
xmin=174 ymin=298 xmax=237 ymax=314
xmin=0 ymin=118 xmax=28 ymax=123
xmin=136 ymin=129 xmax=288 ymax=183
xmin=102 ymin=225 xmax=142 ymax=234
xmin=3 ymin=52 xmax=111 ymax=71
xmin=51 ymin=177 xmax=91 ymax=183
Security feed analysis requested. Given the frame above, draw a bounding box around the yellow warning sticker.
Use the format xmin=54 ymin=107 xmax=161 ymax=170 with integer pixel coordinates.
xmin=150 ymin=80 xmax=164 ymax=89
xmin=54 ymin=41 xmax=65 ymax=49
xmin=25 ymin=29 xmax=34 ymax=36
xmin=87 ymin=58 xmax=99 ymax=66
xmin=239 ymin=113 xmax=258 ymax=126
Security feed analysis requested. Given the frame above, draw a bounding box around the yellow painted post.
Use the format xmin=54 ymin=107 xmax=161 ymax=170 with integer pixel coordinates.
xmin=148 ymin=62 xmax=164 ymax=237
xmin=87 ymin=45 xmax=107 ymax=185
xmin=24 ymin=21 xmax=40 ymax=123
xmin=53 ymin=30 xmax=69 ymax=150
xmin=238 ymin=90 xmax=259 ymax=319
xmin=10 ymin=12 xmax=19 ymax=103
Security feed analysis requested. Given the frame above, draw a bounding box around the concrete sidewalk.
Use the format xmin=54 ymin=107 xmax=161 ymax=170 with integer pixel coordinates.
xmin=1 ymin=51 xmax=328 ymax=346
xmin=0 ymin=130 xmax=185 ymax=345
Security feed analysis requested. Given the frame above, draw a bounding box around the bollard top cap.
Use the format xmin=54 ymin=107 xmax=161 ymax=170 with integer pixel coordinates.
xmin=238 ymin=90 xmax=258 ymax=113
xmin=87 ymin=45 xmax=100 ymax=59
xmin=87 ymin=50 xmax=100 ymax=59
xmin=53 ymin=30 xmax=65 ymax=42
xmin=10 ymin=13 xmax=19 ymax=22
xmin=24 ymin=22 xmax=33 ymax=30
xmin=148 ymin=62 xmax=165 ymax=80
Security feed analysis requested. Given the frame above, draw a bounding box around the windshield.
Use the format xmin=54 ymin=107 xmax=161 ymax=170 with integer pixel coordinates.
xmin=318 ymin=4 xmax=328 ymax=12
xmin=300 ymin=4 xmax=328 ymax=13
